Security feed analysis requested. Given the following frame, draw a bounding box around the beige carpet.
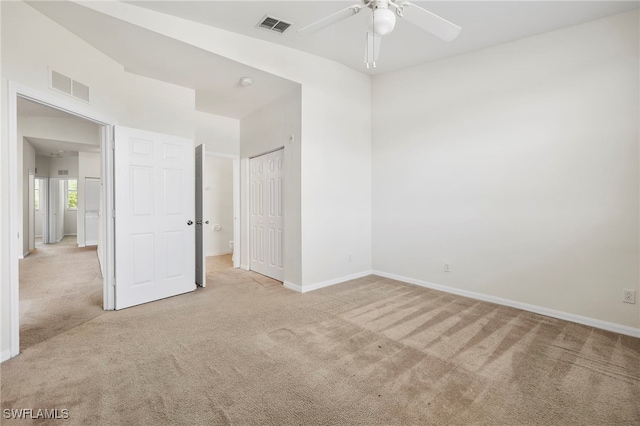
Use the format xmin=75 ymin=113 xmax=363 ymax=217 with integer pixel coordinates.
xmin=2 ymin=249 xmax=639 ymax=425
xmin=18 ymin=236 xmax=103 ymax=351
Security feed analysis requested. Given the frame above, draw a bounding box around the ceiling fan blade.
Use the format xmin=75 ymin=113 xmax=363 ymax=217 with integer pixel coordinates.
xmin=396 ymin=1 xmax=461 ymax=42
xmin=364 ymin=32 xmax=382 ymax=69
xmin=298 ymin=3 xmax=367 ymax=34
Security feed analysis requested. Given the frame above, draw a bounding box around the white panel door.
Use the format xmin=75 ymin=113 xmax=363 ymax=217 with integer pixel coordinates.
xmin=114 ymin=126 xmax=196 ymax=310
xmin=195 ymin=144 xmax=206 ymax=287
xmin=84 ymin=177 xmax=101 ymax=247
xmin=249 ymin=149 xmax=283 ymax=281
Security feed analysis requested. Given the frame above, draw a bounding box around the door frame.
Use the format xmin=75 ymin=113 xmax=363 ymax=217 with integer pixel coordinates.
xmin=27 ymin=172 xmax=35 ymax=254
xmin=7 ymin=81 xmax=116 ymax=359
xmin=38 ymin=177 xmax=49 ymax=244
xmin=47 ymin=177 xmax=64 ymax=244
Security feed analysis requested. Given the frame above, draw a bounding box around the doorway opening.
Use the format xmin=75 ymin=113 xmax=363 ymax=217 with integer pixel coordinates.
xmin=8 ymin=82 xmax=115 ymax=358
xmin=17 ymin=97 xmax=106 ymax=351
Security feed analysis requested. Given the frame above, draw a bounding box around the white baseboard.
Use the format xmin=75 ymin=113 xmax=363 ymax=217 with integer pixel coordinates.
xmin=283 ymin=281 xmax=302 ymax=292
xmin=77 ymin=243 xmax=86 ymax=248
xmin=206 ymin=250 xmax=232 ymax=257
xmin=1 ymin=349 xmax=11 ymax=363
xmin=285 ymin=270 xmax=373 ymax=294
xmin=372 ymin=270 xmax=640 ymax=338
xmin=240 ymin=264 xmax=249 ymax=271
xmin=64 ymin=233 xmax=77 ymax=236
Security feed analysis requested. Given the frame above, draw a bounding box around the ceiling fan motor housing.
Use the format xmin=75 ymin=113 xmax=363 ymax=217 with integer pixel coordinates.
xmin=368 ymin=0 xmax=396 ymax=36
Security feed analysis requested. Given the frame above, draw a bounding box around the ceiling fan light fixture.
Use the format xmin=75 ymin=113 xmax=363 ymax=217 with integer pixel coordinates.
xmin=371 ymin=7 xmax=396 ymax=36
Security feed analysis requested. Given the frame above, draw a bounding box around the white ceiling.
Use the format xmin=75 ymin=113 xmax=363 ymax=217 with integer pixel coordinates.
xmin=27 ymin=1 xmax=300 ymax=119
xmin=25 ymin=1 xmax=639 ymax=119
xmin=126 ymin=1 xmax=639 ymax=75
xmin=18 ymin=97 xmax=99 ymax=156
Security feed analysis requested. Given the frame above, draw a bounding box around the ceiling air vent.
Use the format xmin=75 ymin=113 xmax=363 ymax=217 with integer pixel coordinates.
xmin=49 ymin=69 xmax=90 ymax=103
xmin=58 ymin=170 xmax=69 ymax=176
xmin=257 ymin=15 xmax=292 ymax=34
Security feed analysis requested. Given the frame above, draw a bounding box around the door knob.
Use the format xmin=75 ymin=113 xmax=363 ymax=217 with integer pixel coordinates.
xmin=205 ymin=221 xmax=209 ymax=224
xmin=196 ymin=220 xmax=203 ymax=225
xmin=187 ymin=220 xmax=193 ymax=226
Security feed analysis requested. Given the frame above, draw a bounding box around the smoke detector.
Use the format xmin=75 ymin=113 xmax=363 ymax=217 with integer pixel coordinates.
xmin=240 ymin=77 xmax=253 ymax=87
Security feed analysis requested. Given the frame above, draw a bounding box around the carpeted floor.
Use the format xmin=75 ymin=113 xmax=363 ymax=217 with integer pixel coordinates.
xmin=2 ymin=243 xmax=639 ymax=425
xmin=18 ymin=236 xmax=103 ymax=351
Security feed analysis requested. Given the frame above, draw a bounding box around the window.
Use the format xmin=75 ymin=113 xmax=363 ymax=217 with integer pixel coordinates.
xmin=34 ymin=179 xmax=40 ymax=210
xmin=66 ymin=179 xmax=78 ymax=209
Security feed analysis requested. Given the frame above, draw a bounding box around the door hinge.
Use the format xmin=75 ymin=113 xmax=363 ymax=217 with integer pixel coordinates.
xmin=112 ymin=209 xmax=116 ymax=218
xmin=111 ymin=278 xmax=116 ymax=287
xmin=111 ymin=139 xmax=115 ymax=150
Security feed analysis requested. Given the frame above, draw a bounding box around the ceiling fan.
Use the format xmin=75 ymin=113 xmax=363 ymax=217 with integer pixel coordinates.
xmin=298 ymin=0 xmax=461 ymax=69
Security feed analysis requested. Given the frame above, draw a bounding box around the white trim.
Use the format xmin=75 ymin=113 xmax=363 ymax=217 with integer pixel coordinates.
xmin=1 ymin=350 xmax=11 ymax=363
xmin=286 ymin=270 xmax=373 ymax=294
xmin=206 ymin=250 xmax=233 ymax=257
xmin=232 ymin=158 xmax=240 ymax=269
xmin=283 ymin=281 xmax=302 ymax=292
xmin=7 ymin=82 xmax=116 ymax=361
xmin=372 ymin=270 xmax=640 ymax=338
xmin=9 ymin=83 xmax=20 ymax=358
xmin=240 ymin=264 xmax=249 ymax=271
xmin=64 ymin=233 xmax=78 ymax=236
xmin=22 ymin=251 xmax=29 ymax=258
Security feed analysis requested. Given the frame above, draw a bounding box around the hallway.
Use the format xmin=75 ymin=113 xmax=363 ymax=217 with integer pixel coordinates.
xmin=19 ymin=236 xmax=103 ymax=351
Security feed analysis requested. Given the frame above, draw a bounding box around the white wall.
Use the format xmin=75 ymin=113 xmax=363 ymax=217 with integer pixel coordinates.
xmin=372 ymin=11 xmax=640 ymax=330
xmin=204 ymin=156 xmax=234 ymax=256
xmin=78 ymin=1 xmax=372 ymax=290
xmin=48 ymin=156 xmax=78 ymax=178
xmin=241 ymin=87 xmax=302 ymax=284
xmin=123 ymin=73 xmax=239 ymax=154
xmin=35 ymin=156 xmax=49 ymax=177
xmin=20 ymin=116 xmax=101 ymax=146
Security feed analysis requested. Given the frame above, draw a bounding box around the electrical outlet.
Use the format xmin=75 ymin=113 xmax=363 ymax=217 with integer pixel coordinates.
xmin=622 ymin=289 xmax=636 ymax=304
xmin=444 ymin=263 xmax=450 ymax=272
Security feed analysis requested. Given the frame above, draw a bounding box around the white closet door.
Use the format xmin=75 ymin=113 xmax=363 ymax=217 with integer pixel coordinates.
xmin=249 ymin=149 xmax=284 ymax=281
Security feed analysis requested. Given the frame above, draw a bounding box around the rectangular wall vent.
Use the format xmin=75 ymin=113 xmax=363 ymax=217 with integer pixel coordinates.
xmin=257 ymin=15 xmax=292 ymax=34
xmin=51 ymin=71 xmax=72 ymax=95
xmin=72 ymin=80 xmax=90 ymax=103
xmin=49 ymin=69 xmax=90 ymax=103
xmin=58 ymin=170 xmax=69 ymax=176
